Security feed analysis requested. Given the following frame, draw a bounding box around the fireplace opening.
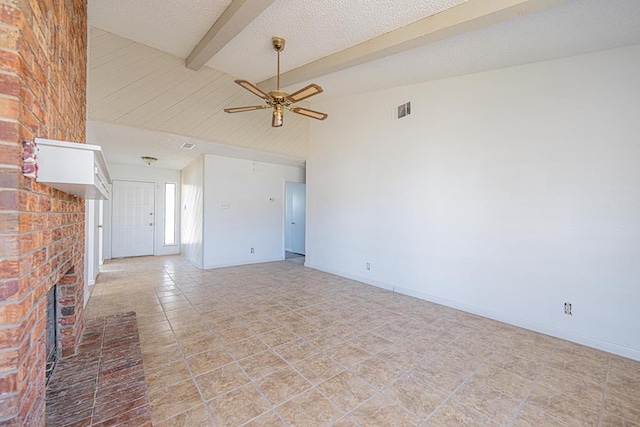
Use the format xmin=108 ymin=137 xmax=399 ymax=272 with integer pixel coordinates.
xmin=45 ymin=286 xmax=58 ymax=384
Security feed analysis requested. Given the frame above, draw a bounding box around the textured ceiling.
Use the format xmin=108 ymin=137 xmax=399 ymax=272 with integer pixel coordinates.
xmin=89 ymin=0 xmax=468 ymax=82
xmin=87 ymin=0 xmax=640 ymax=169
xmin=299 ymin=0 xmax=640 ymax=99
xmin=88 ymin=0 xmax=233 ymax=58
xmin=206 ymin=0 xmax=468 ymax=82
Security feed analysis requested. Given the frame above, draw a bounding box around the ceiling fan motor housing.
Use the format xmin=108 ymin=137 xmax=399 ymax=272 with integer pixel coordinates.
xmin=272 ymin=37 xmax=285 ymax=52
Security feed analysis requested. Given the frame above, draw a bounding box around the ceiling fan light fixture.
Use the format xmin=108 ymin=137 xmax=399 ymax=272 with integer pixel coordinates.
xmin=272 ymin=105 xmax=284 ymax=127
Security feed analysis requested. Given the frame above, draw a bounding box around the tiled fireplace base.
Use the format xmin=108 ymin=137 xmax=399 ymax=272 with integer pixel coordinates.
xmin=46 ymin=312 xmax=152 ymax=426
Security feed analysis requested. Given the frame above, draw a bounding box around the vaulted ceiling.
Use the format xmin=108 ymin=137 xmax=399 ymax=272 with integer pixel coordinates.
xmin=87 ymin=0 xmax=640 ymax=170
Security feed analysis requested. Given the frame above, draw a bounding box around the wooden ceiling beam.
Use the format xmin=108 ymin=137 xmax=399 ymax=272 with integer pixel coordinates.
xmin=186 ymin=0 xmax=274 ymax=71
xmin=258 ymin=0 xmax=567 ymax=89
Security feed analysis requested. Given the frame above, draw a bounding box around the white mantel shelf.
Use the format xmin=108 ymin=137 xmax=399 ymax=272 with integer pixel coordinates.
xmin=35 ymin=138 xmax=112 ymax=200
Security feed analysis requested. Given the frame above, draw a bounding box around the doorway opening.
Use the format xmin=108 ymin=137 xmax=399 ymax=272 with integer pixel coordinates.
xmin=285 ymin=182 xmax=306 ymax=262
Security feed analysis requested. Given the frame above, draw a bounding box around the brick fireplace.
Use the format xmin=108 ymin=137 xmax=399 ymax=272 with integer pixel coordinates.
xmin=0 ymin=0 xmax=88 ymax=425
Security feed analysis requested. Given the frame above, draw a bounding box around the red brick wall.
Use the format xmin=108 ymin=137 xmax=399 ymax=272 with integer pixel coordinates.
xmin=0 ymin=0 xmax=87 ymax=425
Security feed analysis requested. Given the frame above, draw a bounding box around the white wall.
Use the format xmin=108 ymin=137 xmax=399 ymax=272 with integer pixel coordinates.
xmin=181 ymin=157 xmax=204 ymax=268
xmin=307 ymin=44 xmax=640 ymax=360
xmin=104 ymin=163 xmax=181 ymax=259
xmin=202 ymin=155 xmax=304 ymax=268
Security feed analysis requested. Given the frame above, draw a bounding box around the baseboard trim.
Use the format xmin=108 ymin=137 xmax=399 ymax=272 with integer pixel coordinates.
xmin=305 ymin=262 xmax=640 ymax=361
xmin=204 ymin=257 xmax=284 ymax=270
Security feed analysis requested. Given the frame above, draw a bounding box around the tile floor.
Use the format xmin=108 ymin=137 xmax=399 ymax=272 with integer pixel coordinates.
xmin=83 ymin=256 xmax=640 ymax=426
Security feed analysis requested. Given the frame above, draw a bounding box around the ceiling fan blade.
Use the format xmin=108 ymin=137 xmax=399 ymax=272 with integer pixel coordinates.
xmin=224 ymin=105 xmax=269 ymax=113
xmin=289 ymin=106 xmax=328 ymax=121
xmin=284 ymin=83 xmax=323 ymax=103
xmin=234 ymin=79 xmax=271 ymax=101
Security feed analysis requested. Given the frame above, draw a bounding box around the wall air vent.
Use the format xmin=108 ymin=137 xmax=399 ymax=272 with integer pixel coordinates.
xmin=396 ymin=102 xmax=411 ymax=119
xmin=180 ymin=142 xmax=196 ymax=150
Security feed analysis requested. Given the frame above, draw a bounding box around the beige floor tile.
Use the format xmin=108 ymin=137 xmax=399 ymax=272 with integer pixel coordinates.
xmin=141 ymin=343 xmax=184 ymax=368
xmin=134 ymin=313 xmax=168 ymax=327
xmin=433 ymin=346 xmax=487 ymax=376
xmin=274 ymin=339 xmax=318 ymax=364
xmin=349 ymin=331 xmax=394 ymax=354
xmin=139 ymin=330 xmax=178 ymax=349
xmin=186 ymin=347 xmax=234 ymax=376
xmin=144 ymin=359 xmax=192 ymax=393
xmin=607 ymin=368 xmax=640 ymax=399
xmin=206 ymin=315 xmax=245 ymax=331
xmin=195 ymin=362 xmax=250 ymax=400
xmin=527 ymin=384 xmax=600 ymax=427
xmin=218 ymin=325 xmax=255 ymax=344
xmin=484 ymin=350 xmax=545 ymax=381
xmin=537 ymin=365 xmax=605 ymax=406
xmin=277 ymin=389 xmax=344 ymax=427
xmin=467 ymin=365 xmax=534 ymax=401
xmin=325 ymin=342 xmax=371 ymax=368
xmin=427 ymin=400 xmax=499 ymax=426
xmin=605 ymin=389 xmax=640 ymax=423
xmin=237 ymin=350 xmax=289 ymax=380
xmin=305 ymin=330 xmax=344 ymax=350
xmin=410 ymin=362 xmax=465 ymax=394
xmin=154 ymin=404 xmax=212 ymax=426
xmin=294 ymin=353 xmax=345 ymax=385
xmin=207 ymin=383 xmax=270 ymax=426
xmin=179 ymin=334 xmax=224 ymax=356
xmin=377 ymin=345 xmax=425 ymax=371
xmin=257 ymin=366 xmax=311 ymax=406
xmin=225 ymin=336 xmax=269 ymax=359
xmin=374 ymin=322 xmax=419 ymax=343
xmin=148 ymin=380 xmax=203 ymax=424
xmin=453 ymin=382 xmax=521 ymax=425
xmin=511 ymin=404 xmax=567 ymax=427
xmin=317 ymin=371 xmax=376 ymax=412
xmin=383 ymin=374 xmax=448 ymax=419
xmin=246 ymin=318 xmax=280 ymax=334
xmin=259 ymin=327 xmax=299 ymax=348
xmin=243 ymin=410 xmax=286 ymax=427
xmin=601 ymin=412 xmax=640 ymax=427
xmin=350 ymin=393 xmax=422 ymax=426
xmin=137 ymin=320 xmax=173 ymax=335
xmin=332 ymin=416 xmax=358 ymax=427
xmin=351 ymin=356 xmax=401 ymax=390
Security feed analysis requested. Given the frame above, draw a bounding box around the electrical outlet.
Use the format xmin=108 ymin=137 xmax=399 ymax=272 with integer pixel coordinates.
xmin=366 ymin=262 xmax=371 ymax=271
xmin=564 ymin=302 xmax=572 ymax=315
xmin=250 ymin=247 xmax=255 ymax=254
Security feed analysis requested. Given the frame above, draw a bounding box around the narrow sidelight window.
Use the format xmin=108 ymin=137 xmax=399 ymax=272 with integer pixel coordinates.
xmin=164 ymin=183 xmax=176 ymax=245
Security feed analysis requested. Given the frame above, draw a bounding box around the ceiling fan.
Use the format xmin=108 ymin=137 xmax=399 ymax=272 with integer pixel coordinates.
xmin=224 ymin=37 xmax=328 ymax=127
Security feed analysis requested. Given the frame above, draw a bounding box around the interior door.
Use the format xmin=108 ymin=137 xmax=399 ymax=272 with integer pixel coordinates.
xmin=290 ymin=183 xmax=306 ymax=255
xmin=112 ymin=180 xmax=155 ymax=258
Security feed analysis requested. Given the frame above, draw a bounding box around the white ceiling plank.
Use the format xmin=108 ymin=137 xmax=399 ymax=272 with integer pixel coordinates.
xmin=258 ymin=0 xmax=568 ymax=90
xmin=186 ymin=0 xmax=275 ymax=71
xmin=93 ymin=61 xmax=188 ymax=117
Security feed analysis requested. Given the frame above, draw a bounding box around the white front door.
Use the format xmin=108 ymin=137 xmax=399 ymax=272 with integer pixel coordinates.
xmin=112 ymin=180 xmax=155 ymax=258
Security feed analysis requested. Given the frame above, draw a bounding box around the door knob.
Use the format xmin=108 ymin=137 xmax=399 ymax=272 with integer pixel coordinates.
xmin=97 ymin=224 xmax=103 ymax=228
xmin=149 ymin=223 xmax=153 ymax=226
xmin=291 ymin=222 xmax=295 ymax=225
